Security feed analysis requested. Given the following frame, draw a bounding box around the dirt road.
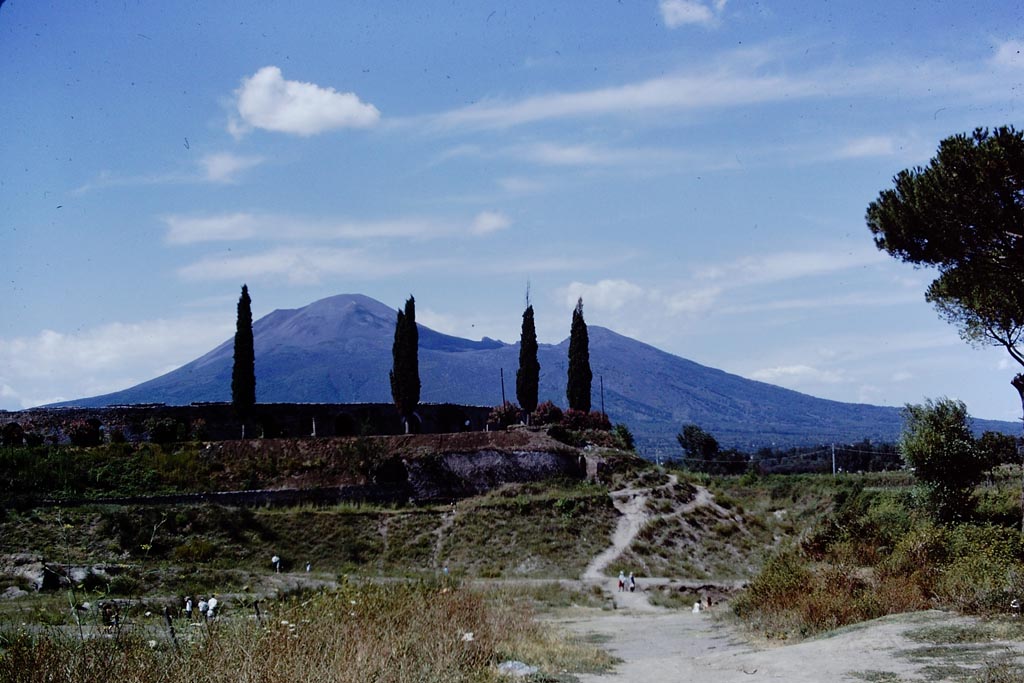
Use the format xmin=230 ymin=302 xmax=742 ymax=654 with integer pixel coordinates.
xmin=556 ymin=606 xmax=1024 ymax=682
xmin=566 ymin=475 xmax=1024 ymax=681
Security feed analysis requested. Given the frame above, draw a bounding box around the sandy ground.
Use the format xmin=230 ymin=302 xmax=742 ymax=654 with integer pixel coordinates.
xmin=556 ymin=599 xmax=1024 ymax=682
xmin=564 ymin=474 xmax=1024 ymax=682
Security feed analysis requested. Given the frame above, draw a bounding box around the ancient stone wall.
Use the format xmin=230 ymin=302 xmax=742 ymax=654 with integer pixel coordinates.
xmin=0 ymin=402 xmax=492 ymax=445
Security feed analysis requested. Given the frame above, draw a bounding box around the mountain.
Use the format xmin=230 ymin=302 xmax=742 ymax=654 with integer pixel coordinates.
xmin=57 ymin=293 xmax=1019 ymax=455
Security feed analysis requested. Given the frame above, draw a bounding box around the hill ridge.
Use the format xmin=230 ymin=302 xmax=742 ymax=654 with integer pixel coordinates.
xmin=53 ymin=293 xmax=1019 ymax=452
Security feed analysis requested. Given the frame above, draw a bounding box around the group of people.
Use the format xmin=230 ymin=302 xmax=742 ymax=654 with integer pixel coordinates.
xmin=617 ymin=570 xmax=636 ymax=592
xmin=183 ymin=595 xmax=218 ymax=621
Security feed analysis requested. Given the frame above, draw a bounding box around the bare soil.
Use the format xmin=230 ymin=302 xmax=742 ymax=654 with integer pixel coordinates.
xmin=568 ymin=472 xmax=1024 ymax=682
xmin=556 ymin=606 xmax=1024 ymax=683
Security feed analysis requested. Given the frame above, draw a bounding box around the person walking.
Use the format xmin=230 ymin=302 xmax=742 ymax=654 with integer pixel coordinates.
xmin=617 ymin=570 xmax=626 ymax=592
xmin=184 ymin=596 xmax=193 ymax=620
xmin=628 ymin=572 xmax=636 ymax=593
xmin=207 ymin=595 xmax=218 ymax=620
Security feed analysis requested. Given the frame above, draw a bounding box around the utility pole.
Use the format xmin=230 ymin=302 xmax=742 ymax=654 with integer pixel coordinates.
xmin=500 ymin=368 xmax=506 ymax=405
xmin=832 ymin=443 xmax=836 ymax=476
xmin=600 ymin=375 xmax=605 ymax=417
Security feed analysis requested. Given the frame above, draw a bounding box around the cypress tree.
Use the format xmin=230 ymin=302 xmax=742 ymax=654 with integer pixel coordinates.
xmin=566 ymin=297 xmax=592 ymax=412
xmin=231 ymin=284 xmax=256 ymax=412
xmin=389 ymin=295 xmax=420 ymax=427
xmin=516 ymin=303 xmax=540 ymax=416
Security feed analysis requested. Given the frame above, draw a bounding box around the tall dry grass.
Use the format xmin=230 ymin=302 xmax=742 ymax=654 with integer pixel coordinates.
xmin=0 ymin=581 xmax=611 ymax=683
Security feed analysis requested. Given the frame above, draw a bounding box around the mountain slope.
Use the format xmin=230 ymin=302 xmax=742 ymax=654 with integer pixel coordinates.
xmin=59 ymin=293 xmax=1017 ymax=454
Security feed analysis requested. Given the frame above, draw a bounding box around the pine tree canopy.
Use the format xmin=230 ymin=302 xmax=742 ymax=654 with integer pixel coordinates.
xmin=231 ymin=284 xmax=256 ymax=411
xmin=389 ymin=295 xmax=421 ymax=419
xmin=516 ymin=304 xmax=540 ymax=414
xmin=566 ymin=297 xmax=592 ymax=412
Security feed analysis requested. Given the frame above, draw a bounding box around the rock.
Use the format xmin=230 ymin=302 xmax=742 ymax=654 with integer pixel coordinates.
xmin=497 ymin=661 xmax=538 ymax=677
xmin=1 ymin=586 xmax=28 ymax=600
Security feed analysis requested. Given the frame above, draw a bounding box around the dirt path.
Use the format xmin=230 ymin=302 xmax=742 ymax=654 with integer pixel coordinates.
xmin=558 ymin=607 xmax=1024 ymax=682
xmin=582 ymin=474 xmax=679 ymax=583
xmin=432 ymin=509 xmax=456 ymax=569
xmin=562 ymin=473 xmax=1024 ymax=681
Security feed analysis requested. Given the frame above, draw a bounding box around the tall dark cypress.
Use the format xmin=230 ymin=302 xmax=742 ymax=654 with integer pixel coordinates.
xmin=566 ymin=297 xmax=592 ymax=412
xmin=516 ymin=304 xmax=540 ymax=415
xmin=231 ymin=284 xmax=256 ymax=412
xmin=389 ymin=295 xmax=420 ymax=426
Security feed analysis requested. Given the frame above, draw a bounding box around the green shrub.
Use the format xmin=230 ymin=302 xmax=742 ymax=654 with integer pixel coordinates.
xmin=732 ymin=548 xmax=811 ymax=618
xmin=172 ymin=538 xmax=217 ymax=563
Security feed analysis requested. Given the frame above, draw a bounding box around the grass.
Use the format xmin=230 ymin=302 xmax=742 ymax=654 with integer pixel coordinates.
xmin=486 ymin=582 xmax=608 ymax=611
xmin=439 ymin=482 xmax=617 ymax=578
xmin=647 ymin=586 xmax=703 ymax=610
xmin=614 ymin=478 xmax=774 ymax=580
xmin=0 ymin=581 xmax=616 ymax=683
xmin=0 ymin=479 xmax=617 ymax=581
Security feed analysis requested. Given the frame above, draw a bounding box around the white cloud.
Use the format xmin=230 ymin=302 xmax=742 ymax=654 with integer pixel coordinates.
xmin=511 ymin=142 xmax=684 ymax=167
xmin=892 ymin=371 xmax=913 ymax=382
xmin=497 ymin=176 xmax=549 ymax=195
xmin=231 ymin=66 xmax=380 ymax=137
xmin=993 ymin=39 xmax=1024 ymax=69
xmin=562 ymin=280 xmax=647 ymax=311
xmin=178 ymin=247 xmax=393 ymax=285
xmin=433 ymin=68 xmax=818 ymax=129
xmin=162 ymin=212 xmax=496 ymax=245
xmin=0 ymin=315 xmax=232 ymax=410
xmin=664 ymin=287 xmax=723 ymax=314
xmin=428 ymin=49 xmax=1001 ymax=131
xmin=696 ymin=247 xmax=889 ymax=287
xmin=74 ymin=154 xmax=264 ymax=194
xmin=835 ymin=135 xmax=898 ymax=159
xmin=659 ymin=0 xmax=720 ymax=28
xmin=470 ymin=211 xmax=512 ymax=235
xmin=199 ymin=152 xmax=264 ymax=183
xmin=177 ymin=247 xmax=454 ymax=285
xmin=442 ymin=140 xmax=701 ymax=169
xmin=416 ymin=308 xmax=518 ymax=346
xmin=751 ymin=364 xmax=846 ymax=384
xmin=165 ymin=212 xmax=260 ymax=244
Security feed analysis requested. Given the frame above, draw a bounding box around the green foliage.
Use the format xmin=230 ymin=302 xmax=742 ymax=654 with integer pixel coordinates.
xmin=866 ymin=126 xmax=1024 ymax=388
xmin=561 ymin=409 xmax=610 ymax=432
xmin=566 ymin=297 xmax=592 ymax=412
xmin=677 ymin=424 xmax=748 ymax=474
xmin=532 ymin=401 xmax=563 ymax=426
xmin=611 ymin=423 xmax=635 ymax=451
xmin=143 ymin=417 xmax=184 ymax=445
xmin=2 ymin=422 xmax=25 ymax=447
xmin=0 ymin=583 xmax=614 ymax=683
xmin=67 ymin=419 xmax=102 ymax=447
xmin=900 ymin=398 xmax=988 ymax=522
xmin=389 ymin=295 xmax=421 ymax=422
xmin=0 ymin=442 xmax=213 ymax=503
xmin=231 ymin=284 xmax=256 ymax=412
xmin=488 ymin=401 xmax=521 ymax=429
xmin=516 ymin=303 xmax=540 ymax=415
xmin=978 ymin=431 xmax=1020 ymax=470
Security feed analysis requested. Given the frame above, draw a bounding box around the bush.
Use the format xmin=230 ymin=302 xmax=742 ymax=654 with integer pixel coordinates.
xmin=562 ymin=409 xmax=611 ymax=431
xmin=145 ymin=418 xmax=184 ymax=444
xmin=67 ymin=419 xmax=102 ymax=447
xmin=612 ymin=424 xmax=635 ymax=451
xmin=1 ymin=422 xmax=25 ymax=447
xmin=532 ymin=401 xmax=563 ymax=426
xmin=487 ymin=402 xmax=521 ymax=430
xmin=173 ymin=539 xmax=217 ymax=563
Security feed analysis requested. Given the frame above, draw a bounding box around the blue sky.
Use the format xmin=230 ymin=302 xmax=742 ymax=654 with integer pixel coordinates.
xmin=2 ymin=1 xmax=1023 ymax=423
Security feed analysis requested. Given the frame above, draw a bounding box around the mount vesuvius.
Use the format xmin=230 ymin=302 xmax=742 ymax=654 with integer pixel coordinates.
xmin=54 ymin=293 xmax=1016 ymax=454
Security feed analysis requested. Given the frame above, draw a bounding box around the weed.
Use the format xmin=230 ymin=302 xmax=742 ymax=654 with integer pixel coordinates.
xmin=0 ymin=583 xmax=615 ymax=682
